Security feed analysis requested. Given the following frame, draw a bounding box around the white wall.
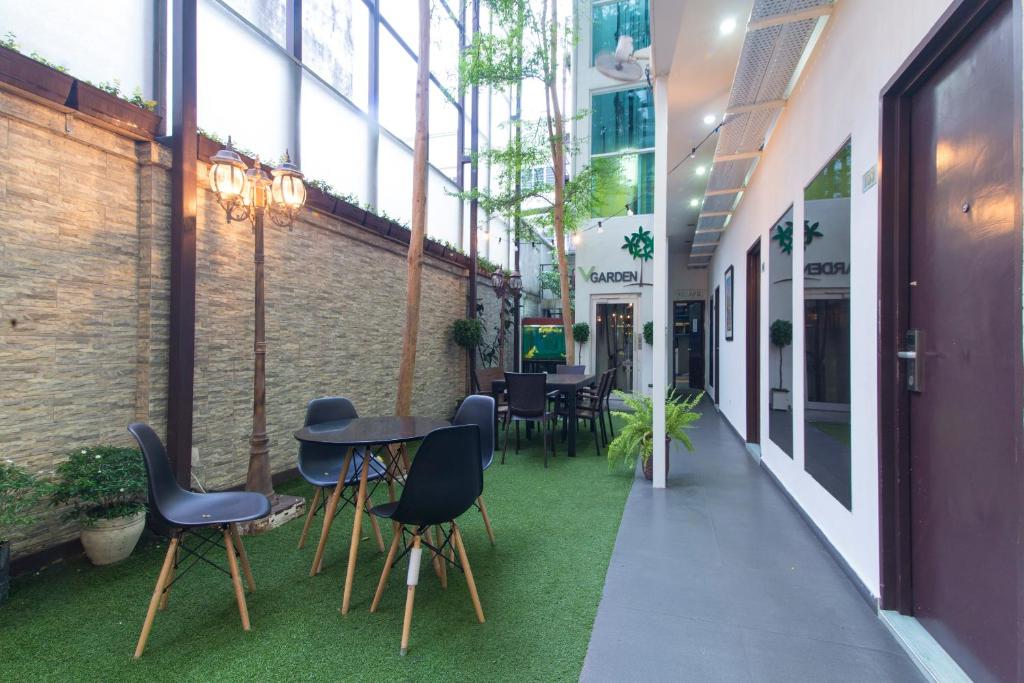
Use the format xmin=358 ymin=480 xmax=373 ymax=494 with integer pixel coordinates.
xmin=705 ymin=0 xmax=956 ymax=598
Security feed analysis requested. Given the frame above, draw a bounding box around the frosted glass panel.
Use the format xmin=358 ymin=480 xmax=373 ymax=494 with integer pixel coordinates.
xmin=429 ymin=84 xmax=459 ymax=181
xmin=431 ymin=12 xmax=460 ymax=92
xmin=300 ymin=74 xmax=369 ymax=204
xmin=223 ymin=0 xmax=288 ymax=47
xmin=379 ymin=0 xmax=419 ymax=52
xmin=379 ymin=31 xmax=417 ymax=147
xmin=198 ymin=0 xmax=292 ymax=161
xmin=0 ymin=0 xmax=154 ymax=99
xmin=303 ymin=0 xmax=370 ymax=109
xmin=427 ymin=170 xmax=461 ymax=245
xmin=377 ymin=135 xmax=414 ymax=225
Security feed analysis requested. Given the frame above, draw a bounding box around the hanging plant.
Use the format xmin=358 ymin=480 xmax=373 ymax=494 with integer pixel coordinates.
xmin=642 ymin=321 xmax=654 ymax=345
xmin=451 ymin=318 xmax=485 ymax=350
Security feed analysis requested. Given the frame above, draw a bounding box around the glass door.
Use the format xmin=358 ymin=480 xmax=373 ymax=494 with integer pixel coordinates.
xmin=593 ymin=298 xmax=637 ymax=393
xmin=673 ymin=301 xmax=704 ymax=392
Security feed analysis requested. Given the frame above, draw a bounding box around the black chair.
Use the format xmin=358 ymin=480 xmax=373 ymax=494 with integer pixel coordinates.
xmin=453 ymin=394 xmax=497 ymax=544
xmin=501 ymin=372 xmax=559 ymax=467
xmin=368 ymin=425 xmax=485 ymax=656
xmin=559 ymin=368 xmax=613 ymax=454
xmin=296 ymin=397 xmax=387 ymax=573
xmin=556 ymin=364 xmax=586 ymax=374
xmin=127 ymin=422 xmax=272 ymax=659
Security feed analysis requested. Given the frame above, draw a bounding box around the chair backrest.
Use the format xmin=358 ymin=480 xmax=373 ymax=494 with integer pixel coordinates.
xmin=453 ymin=394 xmax=495 ymax=466
xmin=473 ymin=367 xmax=504 ymax=394
xmin=299 ymin=397 xmax=359 ymax=463
xmin=556 ymin=364 xmax=586 ymax=374
xmin=504 ymin=372 xmax=548 ymax=417
xmin=593 ymin=369 xmax=611 ymax=403
xmin=127 ymin=422 xmax=184 ymax=523
xmin=391 ymin=425 xmax=482 ymax=527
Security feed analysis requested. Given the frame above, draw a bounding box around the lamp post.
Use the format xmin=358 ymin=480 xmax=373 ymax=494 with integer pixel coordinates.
xmin=209 ymin=138 xmax=306 ymax=508
xmin=490 ymin=269 xmax=523 ymax=369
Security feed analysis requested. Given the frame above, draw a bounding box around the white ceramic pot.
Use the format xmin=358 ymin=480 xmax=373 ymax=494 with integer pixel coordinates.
xmin=80 ymin=510 xmax=146 ymax=566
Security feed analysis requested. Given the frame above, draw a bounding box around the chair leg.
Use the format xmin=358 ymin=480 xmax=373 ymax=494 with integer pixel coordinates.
xmin=366 ymin=494 xmax=386 ymax=553
xmin=425 ymin=526 xmax=445 ymax=586
xmin=452 ymin=523 xmax=485 ymax=623
xmin=400 ymin=534 xmax=423 ymax=656
xmin=311 ymin=447 xmax=355 ymax=576
xmin=134 ymin=534 xmax=179 ymax=659
xmin=435 ymin=526 xmax=448 ymax=589
xmin=230 ymin=524 xmax=257 ymax=593
xmin=371 ymin=523 xmax=403 ymax=613
xmin=608 ymin=400 xmax=615 ymax=437
xmin=159 ymin=541 xmax=180 ymax=611
xmin=501 ymin=413 xmax=511 ymax=464
xmin=599 ymin=410 xmax=608 ymax=447
xmin=223 ymin=528 xmax=251 ymax=631
xmin=297 ymin=487 xmax=322 ymax=550
xmin=542 ymin=419 xmax=548 ymax=468
xmin=592 ymin=417 xmax=602 ymax=456
xmin=478 ymin=496 xmax=496 ymax=545
xmin=515 ymin=420 xmax=520 ymax=453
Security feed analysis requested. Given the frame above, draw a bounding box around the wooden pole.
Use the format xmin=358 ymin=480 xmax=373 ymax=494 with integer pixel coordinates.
xmin=394 ymin=0 xmax=431 ymax=416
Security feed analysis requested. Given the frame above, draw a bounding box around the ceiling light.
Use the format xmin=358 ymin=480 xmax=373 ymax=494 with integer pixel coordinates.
xmin=695 ymin=165 xmax=707 ymax=176
xmin=703 ymin=114 xmax=716 ymax=125
xmin=719 ymin=17 xmax=737 ymax=35
xmin=689 ymin=198 xmax=699 ymax=208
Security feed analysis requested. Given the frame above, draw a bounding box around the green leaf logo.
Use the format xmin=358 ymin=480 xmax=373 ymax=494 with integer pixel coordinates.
xmin=621 ymin=227 xmax=654 ymax=262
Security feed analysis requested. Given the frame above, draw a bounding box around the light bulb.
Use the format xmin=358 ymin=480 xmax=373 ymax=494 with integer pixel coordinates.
xmin=720 ymin=17 xmax=737 ymax=35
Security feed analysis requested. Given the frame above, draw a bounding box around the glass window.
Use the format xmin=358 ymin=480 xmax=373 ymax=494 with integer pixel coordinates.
xmin=378 ymin=30 xmax=418 ymax=147
xmin=592 ymin=0 xmax=651 ymax=65
xmin=427 ymin=169 xmax=461 ymax=245
xmin=198 ymin=0 xmax=292 ymax=161
xmin=591 ymin=152 xmax=654 ymax=216
xmin=429 ymin=83 xmax=460 ymax=181
xmin=591 ymin=87 xmax=654 ymax=155
xmin=768 ymin=206 xmax=795 ymax=458
xmin=379 ymin=0 xmax=419 ymax=52
xmin=300 ymin=73 xmax=369 ymax=204
xmin=302 ymin=0 xmax=370 ymax=109
xmin=431 ymin=10 xmax=461 ymax=92
xmin=222 ymin=0 xmax=288 ymax=47
xmin=803 ymin=140 xmax=852 ymax=509
xmin=376 ymin=134 xmax=414 ymax=225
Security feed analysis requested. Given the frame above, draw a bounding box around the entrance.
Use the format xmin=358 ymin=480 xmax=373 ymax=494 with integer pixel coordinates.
xmin=879 ymin=1 xmax=1022 ymax=681
xmin=593 ymin=297 xmax=638 ymax=394
xmin=712 ymin=286 xmax=719 ymax=403
xmin=745 ymin=239 xmax=761 ymax=444
xmin=672 ymin=301 xmax=704 ymax=392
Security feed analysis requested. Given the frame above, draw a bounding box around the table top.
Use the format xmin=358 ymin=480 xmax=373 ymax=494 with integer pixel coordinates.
xmin=293 ymin=416 xmax=451 ymax=446
xmin=490 ymin=373 xmax=596 ymax=391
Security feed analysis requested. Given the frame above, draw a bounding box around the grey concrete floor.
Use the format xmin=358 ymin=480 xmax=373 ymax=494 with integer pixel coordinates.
xmin=580 ymin=402 xmax=922 ymax=683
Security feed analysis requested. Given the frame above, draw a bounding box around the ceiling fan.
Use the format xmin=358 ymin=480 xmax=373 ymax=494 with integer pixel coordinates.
xmin=595 ymin=35 xmax=652 ymax=86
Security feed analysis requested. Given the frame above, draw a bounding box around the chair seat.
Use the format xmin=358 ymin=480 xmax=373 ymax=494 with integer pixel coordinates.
xmin=159 ymin=490 xmax=271 ymax=528
xmin=368 ymin=499 xmax=453 ymax=528
xmin=298 ymin=449 xmax=388 ymax=488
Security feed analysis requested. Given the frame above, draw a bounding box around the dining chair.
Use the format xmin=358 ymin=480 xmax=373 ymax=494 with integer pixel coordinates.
xmin=368 ymin=425 xmax=485 ymax=656
xmin=501 ymin=372 xmax=559 ymax=467
xmin=560 ymin=368 xmax=612 ymax=454
xmin=452 ymin=394 xmax=497 ymax=544
xmin=471 ymin=367 xmax=507 ymax=447
xmin=296 ymin=397 xmax=387 ymax=568
xmin=127 ymin=422 xmax=272 ymax=659
xmin=556 ymin=364 xmax=586 ymax=374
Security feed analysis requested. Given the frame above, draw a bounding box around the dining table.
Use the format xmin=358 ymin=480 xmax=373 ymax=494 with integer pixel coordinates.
xmin=293 ymin=415 xmax=450 ymax=614
xmin=490 ymin=372 xmax=597 ymax=458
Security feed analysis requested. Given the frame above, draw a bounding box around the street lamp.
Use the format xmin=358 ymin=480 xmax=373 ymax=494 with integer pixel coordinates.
xmin=490 ymin=270 xmax=523 ymax=369
xmin=210 ymin=138 xmax=306 ymax=509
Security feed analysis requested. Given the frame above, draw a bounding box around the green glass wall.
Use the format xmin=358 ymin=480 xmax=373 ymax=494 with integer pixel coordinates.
xmin=591 ymin=152 xmax=654 ymax=216
xmin=591 ymin=87 xmax=654 ymax=155
xmin=592 ymin=0 xmax=651 ymax=64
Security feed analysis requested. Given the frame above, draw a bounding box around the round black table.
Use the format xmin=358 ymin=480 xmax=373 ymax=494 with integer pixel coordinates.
xmin=293 ymin=415 xmax=450 ymax=614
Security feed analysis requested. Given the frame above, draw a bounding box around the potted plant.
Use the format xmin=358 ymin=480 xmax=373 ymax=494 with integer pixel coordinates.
xmin=607 ymin=390 xmax=703 ymax=481
xmin=67 ymin=79 xmax=161 ymax=139
xmin=572 ymin=322 xmax=590 ymax=360
xmin=51 ymin=446 xmax=148 ymax=566
xmin=0 ymin=461 xmax=50 ymax=605
xmin=452 ymin=318 xmax=485 ymax=353
xmin=0 ymin=36 xmax=74 ymax=106
xmin=770 ymin=319 xmax=793 ymax=411
xmin=642 ymin=321 xmax=654 ymax=346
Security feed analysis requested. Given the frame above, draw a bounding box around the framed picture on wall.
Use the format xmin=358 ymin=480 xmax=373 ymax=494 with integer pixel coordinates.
xmin=724 ymin=266 xmax=734 ymax=340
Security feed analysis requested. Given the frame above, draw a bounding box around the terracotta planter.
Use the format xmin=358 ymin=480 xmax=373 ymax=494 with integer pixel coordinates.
xmin=0 ymin=540 xmax=9 ymax=606
xmin=426 ymin=240 xmax=446 ymax=257
xmin=80 ymin=510 xmax=145 ymax=566
xmin=642 ymin=436 xmax=672 ymax=481
xmin=334 ymin=199 xmax=367 ymax=226
xmin=363 ymin=212 xmax=391 ymax=235
xmin=305 ymin=186 xmax=338 ymax=214
xmin=0 ymin=46 xmax=74 ymax=106
xmin=67 ymin=80 xmax=161 ymax=139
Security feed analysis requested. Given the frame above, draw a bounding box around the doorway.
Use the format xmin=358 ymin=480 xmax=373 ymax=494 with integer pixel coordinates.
xmin=879 ymin=1 xmax=1022 ymax=681
xmin=593 ymin=297 xmax=639 ymax=394
xmin=745 ymin=239 xmax=761 ymax=444
xmin=712 ymin=286 xmax=720 ymax=403
xmin=672 ymin=300 xmax=704 ymax=393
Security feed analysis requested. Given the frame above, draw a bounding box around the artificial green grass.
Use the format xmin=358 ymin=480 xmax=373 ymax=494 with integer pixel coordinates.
xmin=0 ymin=424 xmax=632 ymax=682
xmin=809 ymin=421 xmax=852 ymax=446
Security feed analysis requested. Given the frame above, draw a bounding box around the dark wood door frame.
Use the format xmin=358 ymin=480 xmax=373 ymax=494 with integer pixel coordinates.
xmin=713 ymin=286 xmax=720 ymax=403
xmin=746 ymin=239 xmax=761 ymax=444
xmin=877 ymin=0 xmax=1023 ymax=615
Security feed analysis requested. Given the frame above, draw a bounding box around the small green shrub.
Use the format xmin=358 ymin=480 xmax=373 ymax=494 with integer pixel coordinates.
xmin=451 ymin=318 xmax=485 ymax=350
xmin=0 ymin=462 xmax=50 ymax=544
xmin=51 ymin=447 xmax=147 ymax=525
xmin=572 ymin=322 xmax=590 ymax=344
xmin=642 ymin=321 xmax=653 ymax=345
xmin=607 ymin=390 xmax=703 ymax=470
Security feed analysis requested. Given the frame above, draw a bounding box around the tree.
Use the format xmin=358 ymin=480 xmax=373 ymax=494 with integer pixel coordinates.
xmin=460 ymin=0 xmax=596 ymax=364
xmin=395 ymin=0 xmax=431 ymax=416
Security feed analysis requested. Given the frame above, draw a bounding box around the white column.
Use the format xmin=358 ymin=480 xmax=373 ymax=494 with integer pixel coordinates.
xmin=651 ymin=76 xmax=670 ymax=489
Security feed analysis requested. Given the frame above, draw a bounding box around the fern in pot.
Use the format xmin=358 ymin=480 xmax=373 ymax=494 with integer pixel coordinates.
xmin=607 ymin=390 xmax=703 ymax=480
xmin=0 ymin=461 xmax=50 ymax=604
xmin=51 ymin=446 xmax=148 ymax=566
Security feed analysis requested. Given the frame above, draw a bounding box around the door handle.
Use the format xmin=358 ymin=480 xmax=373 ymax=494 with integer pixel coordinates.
xmin=899 ymin=330 xmax=923 ymax=392
xmin=896 ymin=351 xmax=916 ymax=360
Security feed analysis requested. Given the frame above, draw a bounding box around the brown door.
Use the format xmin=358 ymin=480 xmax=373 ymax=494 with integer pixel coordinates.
xmin=906 ymin=3 xmax=1020 ymax=681
xmin=713 ymin=286 xmax=720 ymax=403
xmin=746 ymin=240 xmax=761 ymax=443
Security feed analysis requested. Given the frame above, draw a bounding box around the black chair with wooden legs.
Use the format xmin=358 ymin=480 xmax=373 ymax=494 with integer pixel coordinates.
xmin=501 ymin=372 xmax=559 ymax=467
xmin=368 ymin=425 xmax=485 ymax=656
xmin=452 ymin=394 xmax=497 ymax=544
xmin=295 ymin=397 xmax=387 ymax=569
xmin=127 ymin=423 xmax=271 ymax=659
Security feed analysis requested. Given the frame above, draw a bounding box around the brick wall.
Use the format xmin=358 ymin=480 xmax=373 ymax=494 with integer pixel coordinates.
xmin=0 ymin=87 xmax=492 ymax=558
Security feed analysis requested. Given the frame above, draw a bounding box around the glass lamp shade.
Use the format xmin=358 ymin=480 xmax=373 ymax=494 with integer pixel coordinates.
xmin=491 ymin=270 xmax=506 ymax=290
xmin=509 ymin=270 xmax=523 ymax=292
xmin=209 ymin=147 xmax=247 ymax=199
xmin=272 ymin=156 xmax=306 ymax=210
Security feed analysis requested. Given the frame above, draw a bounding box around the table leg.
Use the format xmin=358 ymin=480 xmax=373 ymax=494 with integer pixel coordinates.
xmin=341 ymin=449 xmax=371 ymax=615
xmin=568 ymin=387 xmax=578 ymax=457
xmin=310 ymin=447 xmax=354 ymax=576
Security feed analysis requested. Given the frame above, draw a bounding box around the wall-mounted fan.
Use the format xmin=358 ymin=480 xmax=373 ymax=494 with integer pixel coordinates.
xmin=595 ymin=35 xmax=651 ymax=84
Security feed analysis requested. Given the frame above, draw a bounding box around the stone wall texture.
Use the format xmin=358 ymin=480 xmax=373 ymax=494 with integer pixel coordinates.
xmin=0 ymin=88 xmax=514 ymax=559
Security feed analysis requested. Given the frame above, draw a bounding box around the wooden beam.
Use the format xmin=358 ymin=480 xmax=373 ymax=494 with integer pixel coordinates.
xmin=699 ymin=210 xmax=732 ymax=218
xmin=747 ymin=5 xmax=833 ymax=31
xmin=725 ymin=99 xmax=787 ymax=115
xmin=714 ymin=150 xmax=761 ymax=163
xmin=167 ymin=0 xmax=198 ymax=489
xmin=705 ymin=187 xmax=744 ymax=196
